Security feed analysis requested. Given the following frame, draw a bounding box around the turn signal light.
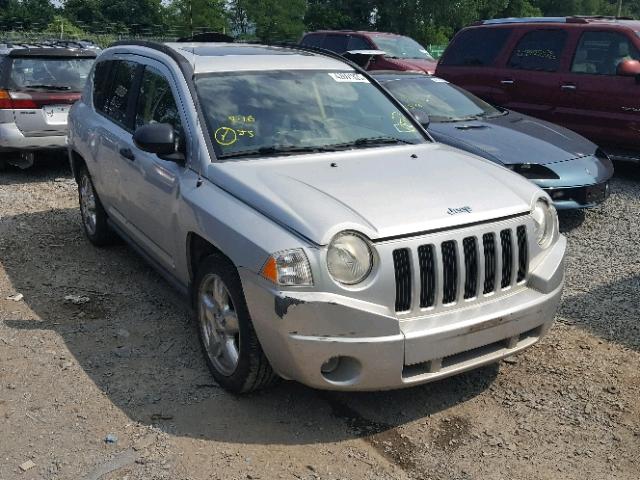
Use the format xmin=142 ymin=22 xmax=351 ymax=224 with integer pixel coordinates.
xmin=260 ymin=249 xmax=313 ymax=286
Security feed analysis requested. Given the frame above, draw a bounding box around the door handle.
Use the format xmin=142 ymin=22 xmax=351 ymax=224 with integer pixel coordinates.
xmin=119 ymin=148 xmax=135 ymax=161
xmin=500 ymin=79 xmax=515 ymax=85
xmin=561 ymin=84 xmax=577 ymax=91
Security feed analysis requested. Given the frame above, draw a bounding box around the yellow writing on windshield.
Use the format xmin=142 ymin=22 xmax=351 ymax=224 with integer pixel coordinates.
xmin=214 ymin=126 xmax=256 ymax=146
xmin=228 ymin=115 xmax=255 ymax=124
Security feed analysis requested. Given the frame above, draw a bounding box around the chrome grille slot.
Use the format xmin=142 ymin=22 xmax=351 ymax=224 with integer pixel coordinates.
xmin=482 ymin=233 xmax=496 ymax=294
xmin=441 ymin=241 xmax=458 ymax=304
xmin=517 ymin=225 xmax=528 ymax=283
xmin=392 ymin=222 xmax=529 ymax=314
xmin=393 ymin=248 xmax=412 ymax=312
xmin=463 ymin=237 xmax=478 ymax=299
xmin=500 ymin=229 xmax=513 ymax=289
xmin=418 ymin=245 xmax=436 ymax=308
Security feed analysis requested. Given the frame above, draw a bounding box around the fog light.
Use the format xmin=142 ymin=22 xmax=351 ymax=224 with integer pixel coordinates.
xmin=321 ymin=356 xmax=340 ymax=374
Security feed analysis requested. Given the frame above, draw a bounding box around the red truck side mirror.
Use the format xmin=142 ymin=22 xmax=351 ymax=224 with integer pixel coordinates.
xmin=617 ymin=59 xmax=640 ymax=83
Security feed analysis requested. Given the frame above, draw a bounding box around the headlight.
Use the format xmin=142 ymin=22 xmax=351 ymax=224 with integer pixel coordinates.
xmin=531 ymin=198 xmax=556 ymax=247
xmin=327 ymin=231 xmax=373 ymax=285
xmin=260 ymin=249 xmax=313 ymax=286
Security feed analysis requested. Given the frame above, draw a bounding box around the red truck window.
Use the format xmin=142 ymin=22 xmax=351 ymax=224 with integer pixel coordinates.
xmin=571 ymin=31 xmax=640 ymax=75
xmin=440 ymin=28 xmax=512 ymax=67
xmin=508 ymin=30 xmax=568 ymax=72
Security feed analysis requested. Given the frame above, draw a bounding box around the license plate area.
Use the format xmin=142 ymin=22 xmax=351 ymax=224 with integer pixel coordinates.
xmin=43 ymin=105 xmax=70 ymax=125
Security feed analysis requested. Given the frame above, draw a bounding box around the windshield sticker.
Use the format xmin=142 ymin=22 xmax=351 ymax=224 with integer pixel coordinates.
xmin=328 ymin=72 xmax=369 ymax=83
xmin=228 ymin=114 xmax=255 ymax=124
xmin=391 ymin=111 xmax=417 ymax=133
xmin=214 ymin=126 xmax=238 ymax=146
xmin=431 ymin=78 xmax=449 ymax=83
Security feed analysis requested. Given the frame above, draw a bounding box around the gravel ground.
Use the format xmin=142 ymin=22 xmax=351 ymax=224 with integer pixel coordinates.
xmin=0 ymin=159 xmax=639 ymax=480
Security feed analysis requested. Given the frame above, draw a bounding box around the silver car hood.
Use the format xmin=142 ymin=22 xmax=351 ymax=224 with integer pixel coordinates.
xmin=208 ymin=144 xmax=541 ymax=245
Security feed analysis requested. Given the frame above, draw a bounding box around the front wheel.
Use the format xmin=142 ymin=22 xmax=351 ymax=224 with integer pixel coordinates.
xmin=194 ymin=255 xmax=278 ymax=393
xmin=77 ymin=166 xmax=116 ymax=246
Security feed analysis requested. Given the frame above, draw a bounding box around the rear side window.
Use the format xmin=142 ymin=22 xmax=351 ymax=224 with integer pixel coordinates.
xmin=440 ymin=28 xmax=512 ymax=67
xmin=92 ymin=61 xmax=111 ymax=111
xmin=301 ymin=34 xmax=324 ymax=48
xmin=571 ymin=31 xmax=640 ymax=75
xmin=508 ymin=30 xmax=568 ymax=72
xmin=323 ymin=34 xmax=349 ymax=53
xmin=347 ymin=36 xmax=372 ymax=51
xmin=99 ymin=60 xmax=138 ymax=128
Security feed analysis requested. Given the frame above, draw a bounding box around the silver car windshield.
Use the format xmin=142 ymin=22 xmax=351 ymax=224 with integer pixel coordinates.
xmin=381 ymin=76 xmax=504 ymax=123
xmin=371 ymin=35 xmax=435 ymax=61
xmin=195 ymin=70 xmax=426 ymax=160
xmin=9 ymin=57 xmax=95 ymax=92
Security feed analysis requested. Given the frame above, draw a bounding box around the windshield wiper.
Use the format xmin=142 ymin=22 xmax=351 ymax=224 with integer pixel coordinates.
xmin=22 ymin=84 xmax=72 ymax=91
xmin=218 ymin=145 xmax=340 ymax=160
xmin=350 ymin=136 xmax=415 ymax=147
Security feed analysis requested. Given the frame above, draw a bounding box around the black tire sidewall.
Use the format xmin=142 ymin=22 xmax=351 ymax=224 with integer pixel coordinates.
xmin=78 ymin=166 xmax=113 ymax=246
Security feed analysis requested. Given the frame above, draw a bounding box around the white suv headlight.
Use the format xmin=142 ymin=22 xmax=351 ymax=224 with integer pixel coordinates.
xmin=531 ymin=198 xmax=556 ymax=247
xmin=327 ymin=231 xmax=374 ymax=285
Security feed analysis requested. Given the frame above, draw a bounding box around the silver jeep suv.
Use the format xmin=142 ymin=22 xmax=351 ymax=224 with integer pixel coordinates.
xmin=68 ymin=41 xmax=566 ymax=393
xmin=0 ymin=41 xmax=97 ymax=169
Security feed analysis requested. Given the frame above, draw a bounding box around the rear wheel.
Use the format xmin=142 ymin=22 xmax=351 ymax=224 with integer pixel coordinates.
xmin=194 ymin=255 xmax=278 ymax=393
xmin=77 ymin=166 xmax=116 ymax=246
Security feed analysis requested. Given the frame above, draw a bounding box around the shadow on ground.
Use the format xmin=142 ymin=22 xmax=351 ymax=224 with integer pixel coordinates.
xmin=0 ymin=153 xmax=70 ymax=186
xmin=1 ymin=207 xmax=497 ymax=446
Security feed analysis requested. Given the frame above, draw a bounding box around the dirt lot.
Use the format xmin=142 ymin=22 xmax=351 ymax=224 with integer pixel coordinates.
xmin=1 ymin=159 xmax=639 ymax=480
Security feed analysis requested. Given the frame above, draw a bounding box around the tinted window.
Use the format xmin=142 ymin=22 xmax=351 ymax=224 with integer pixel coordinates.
xmin=92 ymin=61 xmax=112 ymax=111
xmin=301 ymin=34 xmax=324 ymax=48
xmin=323 ymin=34 xmax=349 ymax=53
xmin=100 ymin=60 xmax=138 ymax=128
xmin=508 ymin=30 xmax=567 ymax=72
xmin=370 ymin=34 xmax=434 ymax=60
xmin=572 ymin=31 xmax=640 ymax=75
xmin=440 ymin=28 xmax=512 ymax=67
xmin=347 ymin=36 xmax=372 ymax=51
xmin=135 ymin=67 xmax=182 ymax=134
xmin=9 ymin=57 xmax=94 ymax=91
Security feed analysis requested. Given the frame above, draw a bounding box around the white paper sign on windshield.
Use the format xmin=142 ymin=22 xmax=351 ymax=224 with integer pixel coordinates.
xmin=328 ymin=72 xmax=369 ymax=83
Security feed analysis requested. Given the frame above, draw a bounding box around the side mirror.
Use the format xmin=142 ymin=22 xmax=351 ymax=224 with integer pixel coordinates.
xmin=617 ymin=59 xmax=640 ymax=79
xmin=410 ymin=109 xmax=430 ymax=128
xmin=133 ymin=123 xmax=178 ymax=157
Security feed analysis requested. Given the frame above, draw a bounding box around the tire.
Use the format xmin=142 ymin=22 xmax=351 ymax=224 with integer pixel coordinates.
xmin=0 ymin=160 xmax=6 ymax=172
xmin=77 ymin=165 xmax=117 ymax=246
xmin=194 ymin=254 xmax=278 ymax=393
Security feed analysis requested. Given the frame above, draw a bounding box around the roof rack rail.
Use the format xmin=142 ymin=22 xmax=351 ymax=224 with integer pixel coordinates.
xmin=569 ymin=15 xmax=635 ymax=20
xmin=476 ymin=17 xmax=571 ymax=26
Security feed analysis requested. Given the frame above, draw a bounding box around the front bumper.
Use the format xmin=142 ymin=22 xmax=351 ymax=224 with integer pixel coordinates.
xmin=240 ymin=236 xmax=566 ymax=391
xmin=0 ymin=123 xmax=67 ymax=152
xmin=543 ymin=181 xmax=610 ymax=210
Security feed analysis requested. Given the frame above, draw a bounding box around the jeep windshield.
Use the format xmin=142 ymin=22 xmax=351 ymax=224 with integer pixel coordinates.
xmin=379 ymin=76 xmax=504 ymax=123
xmin=194 ymin=70 xmax=426 ymax=160
xmin=370 ymin=34 xmax=435 ymax=61
xmin=8 ymin=57 xmax=95 ymax=92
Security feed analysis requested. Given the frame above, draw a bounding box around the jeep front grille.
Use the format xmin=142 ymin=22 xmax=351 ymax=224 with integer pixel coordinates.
xmin=393 ymin=225 xmax=529 ymax=313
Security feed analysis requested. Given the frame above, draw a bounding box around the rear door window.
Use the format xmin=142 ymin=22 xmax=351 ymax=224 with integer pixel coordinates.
xmin=508 ymin=30 xmax=568 ymax=72
xmin=323 ymin=34 xmax=349 ymax=53
xmin=440 ymin=28 xmax=512 ymax=67
xmin=99 ymin=60 xmax=138 ymax=129
xmin=571 ymin=31 xmax=640 ymax=75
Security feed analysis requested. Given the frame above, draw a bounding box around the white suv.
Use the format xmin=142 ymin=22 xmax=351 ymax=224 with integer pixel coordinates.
xmin=0 ymin=41 xmax=97 ymax=169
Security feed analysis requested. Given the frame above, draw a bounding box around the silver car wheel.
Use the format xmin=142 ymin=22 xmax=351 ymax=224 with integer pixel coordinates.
xmin=198 ymin=273 xmax=240 ymax=376
xmin=79 ymin=174 xmax=97 ymax=236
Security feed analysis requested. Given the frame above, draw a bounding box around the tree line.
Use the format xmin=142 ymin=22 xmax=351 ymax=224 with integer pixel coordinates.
xmin=0 ymin=0 xmax=637 ymax=45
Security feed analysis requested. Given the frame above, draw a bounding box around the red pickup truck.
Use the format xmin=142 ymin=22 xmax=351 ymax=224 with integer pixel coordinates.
xmin=436 ymin=16 xmax=640 ymax=162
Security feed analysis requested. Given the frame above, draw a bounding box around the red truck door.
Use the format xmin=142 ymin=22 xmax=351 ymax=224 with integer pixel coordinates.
xmin=493 ymin=28 xmax=571 ymax=123
xmin=552 ymin=29 xmax=640 ymax=153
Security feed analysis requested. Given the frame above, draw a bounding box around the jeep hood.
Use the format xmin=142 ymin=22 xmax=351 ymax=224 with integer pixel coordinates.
xmin=208 ymin=144 xmax=540 ymax=245
xmin=429 ymin=111 xmax=597 ymax=166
